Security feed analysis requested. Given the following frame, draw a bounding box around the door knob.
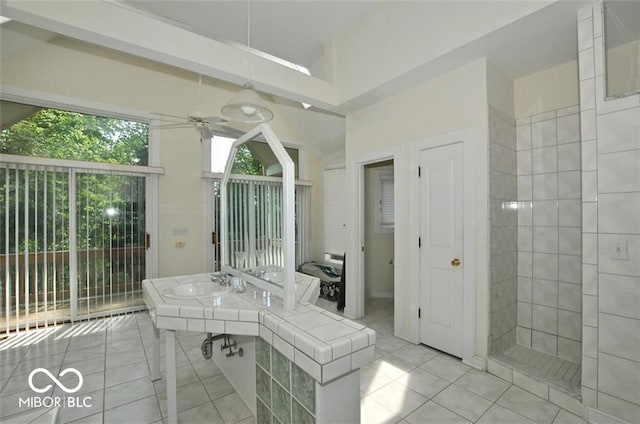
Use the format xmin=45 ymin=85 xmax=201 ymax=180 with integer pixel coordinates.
xmin=451 ymin=258 xmax=461 ymax=267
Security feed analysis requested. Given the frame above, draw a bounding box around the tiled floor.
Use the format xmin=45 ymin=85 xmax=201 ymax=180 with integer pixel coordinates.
xmin=0 ymin=313 xmax=253 ymax=424
xmin=1 ymin=298 xmax=589 ymax=424
xmin=325 ymin=297 xmax=588 ymax=424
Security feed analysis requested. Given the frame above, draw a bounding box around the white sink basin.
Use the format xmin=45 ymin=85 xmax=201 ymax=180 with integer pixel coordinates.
xmin=163 ymin=283 xmax=232 ymax=300
xmin=262 ymin=271 xmax=284 ymax=283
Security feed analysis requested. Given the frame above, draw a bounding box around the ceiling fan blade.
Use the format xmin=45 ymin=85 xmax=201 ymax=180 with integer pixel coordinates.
xmin=152 ymin=122 xmax=191 ymax=129
xmin=151 ymin=111 xmax=189 ymax=121
xmin=204 ymin=116 xmax=229 ymax=125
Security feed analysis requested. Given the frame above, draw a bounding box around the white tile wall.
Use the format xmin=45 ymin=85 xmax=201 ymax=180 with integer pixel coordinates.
xmin=598 ymin=353 xmax=640 ymax=405
xmin=515 ymin=108 xmax=583 ymax=360
xmin=596 ymin=107 xmax=640 ymax=153
xmin=598 ymin=192 xmax=640 ymax=234
xmin=599 ymin=273 xmax=640 ymax=319
xmin=489 ymin=107 xmax=519 ymax=354
xmin=598 ymin=313 xmax=640 ymax=363
xmin=598 ymin=150 xmax=640 ymax=193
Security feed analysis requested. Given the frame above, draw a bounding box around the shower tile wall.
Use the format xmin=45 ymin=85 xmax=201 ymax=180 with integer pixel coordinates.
xmin=578 ymin=4 xmax=640 ymax=422
xmin=515 ymin=106 xmax=582 ymax=363
xmin=488 ymin=106 xmax=517 ymax=354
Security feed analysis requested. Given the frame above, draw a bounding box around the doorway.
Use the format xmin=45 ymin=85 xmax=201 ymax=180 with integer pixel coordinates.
xmin=364 ymin=160 xmax=395 ymax=318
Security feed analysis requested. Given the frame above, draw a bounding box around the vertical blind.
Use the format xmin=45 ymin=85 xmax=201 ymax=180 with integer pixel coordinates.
xmin=1 ymin=164 xmax=71 ymax=333
xmin=223 ymin=177 xmax=310 ymax=269
xmin=379 ymin=171 xmax=395 ymax=228
xmin=323 ymin=168 xmax=346 ymax=256
xmin=0 ymin=163 xmax=147 ymax=334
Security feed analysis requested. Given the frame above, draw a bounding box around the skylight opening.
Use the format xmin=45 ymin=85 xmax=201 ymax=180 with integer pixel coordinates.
xmin=224 ymin=40 xmax=314 ymax=110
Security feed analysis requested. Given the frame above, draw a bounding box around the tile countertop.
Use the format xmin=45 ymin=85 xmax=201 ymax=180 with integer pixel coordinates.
xmin=143 ymin=273 xmax=376 ymax=384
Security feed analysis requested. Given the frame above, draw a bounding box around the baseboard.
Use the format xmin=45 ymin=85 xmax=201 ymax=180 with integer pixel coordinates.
xmin=463 ymin=355 xmax=486 ymax=371
xmin=584 ymin=406 xmax=630 ymax=424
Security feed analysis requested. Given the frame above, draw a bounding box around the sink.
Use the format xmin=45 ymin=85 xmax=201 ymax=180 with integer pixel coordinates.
xmin=262 ymin=271 xmax=284 ymax=283
xmin=163 ymin=283 xmax=232 ymax=300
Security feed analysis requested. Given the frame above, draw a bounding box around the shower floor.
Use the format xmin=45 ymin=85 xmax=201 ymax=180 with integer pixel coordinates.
xmin=494 ymin=344 xmax=581 ymax=396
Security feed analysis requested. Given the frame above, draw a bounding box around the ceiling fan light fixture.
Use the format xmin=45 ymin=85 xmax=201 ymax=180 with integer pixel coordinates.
xmin=221 ymin=82 xmax=273 ymax=123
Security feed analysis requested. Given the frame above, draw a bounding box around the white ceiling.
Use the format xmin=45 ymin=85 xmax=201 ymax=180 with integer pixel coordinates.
xmin=123 ymin=0 xmax=383 ymax=70
xmin=118 ymin=0 xmax=588 ymax=81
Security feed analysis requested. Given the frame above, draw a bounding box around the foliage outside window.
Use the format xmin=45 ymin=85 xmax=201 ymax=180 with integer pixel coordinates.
xmin=1 ymin=101 xmax=149 ymax=166
xmin=211 ymin=135 xmax=299 ymax=177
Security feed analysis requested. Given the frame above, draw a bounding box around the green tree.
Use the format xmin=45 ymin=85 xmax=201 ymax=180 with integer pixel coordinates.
xmin=1 ymin=106 xmax=148 ymax=254
xmin=1 ymin=108 xmax=148 ymax=165
xmin=231 ymin=145 xmax=264 ymax=175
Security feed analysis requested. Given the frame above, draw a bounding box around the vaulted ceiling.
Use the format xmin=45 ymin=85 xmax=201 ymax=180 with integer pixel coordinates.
xmin=1 ymin=0 xmax=593 ymax=114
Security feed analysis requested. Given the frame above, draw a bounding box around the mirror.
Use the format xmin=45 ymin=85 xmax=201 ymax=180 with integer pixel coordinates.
xmin=604 ymin=1 xmax=640 ymax=98
xmin=219 ymin=124 xmax=296 ymax=310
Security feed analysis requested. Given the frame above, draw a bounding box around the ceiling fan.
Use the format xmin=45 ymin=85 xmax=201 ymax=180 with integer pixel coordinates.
xmin=152 ymin=74 xmax=229 ymax=140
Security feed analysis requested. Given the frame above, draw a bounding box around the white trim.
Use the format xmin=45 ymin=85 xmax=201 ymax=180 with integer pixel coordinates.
xmin=347 ymin=148 xmax=399 ymax=322
xmin=1 ymin=85 xmax=163 ymax=168
xmin=146 ymin=174 xmax=160 ymax=279
xmin=202 ymin=172 xmax=312 ymax=186
xmin=0 ymin=154 xmax=164 ymax=175
xmin=220 ymin=124 xmax=296 ymax=311
xmin=409 ymin=129 xmax=477 ymax=363
xmin=1 ymin=85 xmax=156 ymax=123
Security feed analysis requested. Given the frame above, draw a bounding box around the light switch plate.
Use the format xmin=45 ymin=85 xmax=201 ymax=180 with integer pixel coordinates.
xmin=609 ymin=239 xmax=628 ymax=260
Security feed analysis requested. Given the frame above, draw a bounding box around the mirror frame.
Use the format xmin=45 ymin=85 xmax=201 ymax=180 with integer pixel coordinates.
xmin=220 ymin=124 xmax=296 ymax=310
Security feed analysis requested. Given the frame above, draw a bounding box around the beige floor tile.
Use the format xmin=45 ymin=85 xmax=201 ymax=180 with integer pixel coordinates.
xmin=405 ymin=401 xmax=470 ymax=424
xmin=368 ymin=381 xmax=428 ymax=418
xmin=433 ymin=385 xmax=492 ymax=422
xmin=477 ymin=404 xmax=536 ymax=424
xmin=454 ymin=369 xmax=510 ymax=401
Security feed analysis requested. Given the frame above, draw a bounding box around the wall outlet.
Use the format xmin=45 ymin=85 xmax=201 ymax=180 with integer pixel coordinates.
xmin=609 ymin=239 xmax=628 ymax=260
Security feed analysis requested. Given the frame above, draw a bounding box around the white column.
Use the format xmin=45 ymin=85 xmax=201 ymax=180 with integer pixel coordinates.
xmin=165 ymin=329 xmax=177 ymax=424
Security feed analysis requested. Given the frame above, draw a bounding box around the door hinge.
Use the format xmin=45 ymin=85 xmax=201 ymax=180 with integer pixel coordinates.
xmin=418 ymin=166 xmax=421 ymax=177
xmin=418 ymin=237 xmax=421 ymax=248
xmin=212 ymin=232 xmax=216 ymax=244
xmin=418 ymin=308 xmax=421 ymax=319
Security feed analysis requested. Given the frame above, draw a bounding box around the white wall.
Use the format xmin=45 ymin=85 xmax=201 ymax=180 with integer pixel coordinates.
xmin=0 ymin=35 xmax=328 ymax=276
xmin=331 ymin=1 xmax=552 ymax=105
xmin=514 ymin=60 xmax=580 ymax=118
xmin=345 ymin=58 xmax=490 ymax=357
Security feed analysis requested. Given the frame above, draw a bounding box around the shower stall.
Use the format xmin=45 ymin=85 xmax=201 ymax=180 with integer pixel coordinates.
xmin=488 ymin=104 xmax=583 ymax=397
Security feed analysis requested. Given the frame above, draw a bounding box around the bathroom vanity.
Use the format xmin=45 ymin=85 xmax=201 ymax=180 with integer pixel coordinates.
xmin=143 ymin=273 xmax=375 ymax=424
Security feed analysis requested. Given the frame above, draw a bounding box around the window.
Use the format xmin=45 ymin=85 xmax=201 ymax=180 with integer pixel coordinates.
xmin=324 ymin=168 xmax=346 ymax=256
xmin=374 ymin=168 xmax=394 ymax=233
xmin=0 ymin=99 xmax=158 ymax=333
xmin=1 ymin=100 xmax=149 ymax=166
xmin=210 ymin=135 xmax=300 ymax=178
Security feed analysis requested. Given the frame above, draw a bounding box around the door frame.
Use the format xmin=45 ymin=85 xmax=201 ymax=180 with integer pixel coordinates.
xmin=410 ymin=129 xmax=478 ymax=367
xmin=346 ymin=148 xmax=400 ymax=324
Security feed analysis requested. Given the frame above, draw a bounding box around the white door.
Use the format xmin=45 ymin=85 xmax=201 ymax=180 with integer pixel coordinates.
xmin=419 ymin=142 xmax=464 ymax=357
